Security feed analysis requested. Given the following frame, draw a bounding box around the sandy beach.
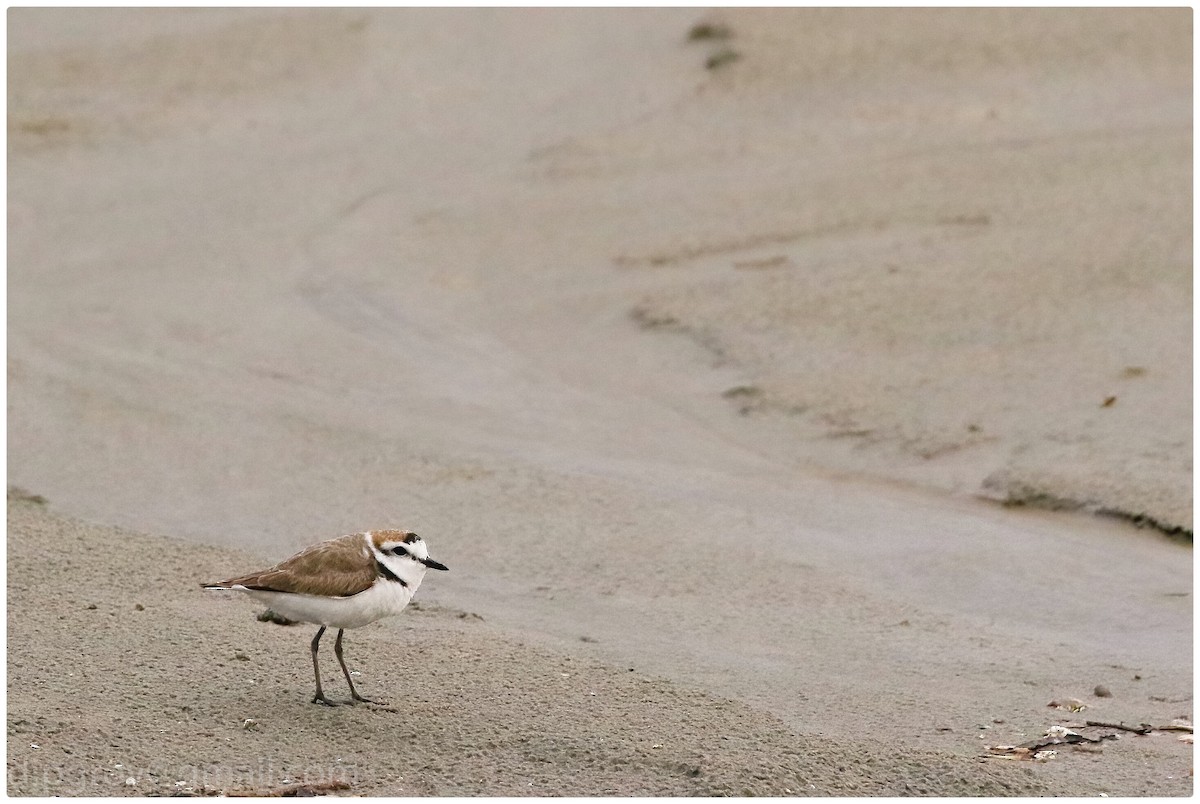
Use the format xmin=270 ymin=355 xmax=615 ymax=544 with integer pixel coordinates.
xmin=8 ymin=8 xmax=1192 ymax=796
xmin=10 ymin=493 xmax=1063 ymax=796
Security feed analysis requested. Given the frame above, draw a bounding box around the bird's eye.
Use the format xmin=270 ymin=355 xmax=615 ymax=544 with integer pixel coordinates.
xmin=392 ymin=545 xmax=409 ymax=557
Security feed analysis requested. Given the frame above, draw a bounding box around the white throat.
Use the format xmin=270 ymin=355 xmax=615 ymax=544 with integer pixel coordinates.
xmin=370 ymin=542 xmax=428 ymax=592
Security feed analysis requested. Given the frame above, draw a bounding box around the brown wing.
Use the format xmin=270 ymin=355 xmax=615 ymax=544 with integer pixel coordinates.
xmin=207 ymin=533 xmax=376 ymax=597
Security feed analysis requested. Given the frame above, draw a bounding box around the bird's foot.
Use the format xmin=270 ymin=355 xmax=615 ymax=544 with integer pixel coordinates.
xmin=311 ymin=693 xmax=341 ymax=707
xmin=350 ymin=693 xmax=386 ymax=705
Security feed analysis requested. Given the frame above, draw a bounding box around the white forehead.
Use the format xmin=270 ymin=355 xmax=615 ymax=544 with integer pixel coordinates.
xmin=382 ymin=536 xmax=429 ymax=560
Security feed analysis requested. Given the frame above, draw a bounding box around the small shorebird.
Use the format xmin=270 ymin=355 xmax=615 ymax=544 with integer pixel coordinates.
xmin=202 ymin=529 xmax=448 ymax=706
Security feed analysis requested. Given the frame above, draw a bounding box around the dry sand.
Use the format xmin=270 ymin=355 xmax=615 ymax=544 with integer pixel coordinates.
xmin=9 ymin=495 xmax=1053 ymax=796
xmin=7 ymin=8 xmax=1193 ymax=797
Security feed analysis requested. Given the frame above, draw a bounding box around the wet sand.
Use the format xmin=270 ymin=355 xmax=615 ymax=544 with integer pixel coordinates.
xmin=7 ymin=8 xmax=1192 ymax=797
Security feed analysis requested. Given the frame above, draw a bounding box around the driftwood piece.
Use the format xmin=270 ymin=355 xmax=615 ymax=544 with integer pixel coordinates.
xmin=228 ymin=779 xmax=351 ymax=797
xmin=1020 ymin=732 xmax=1115 ymax=750
xmin=1084 ymin=720 xmax=1153 ymax=735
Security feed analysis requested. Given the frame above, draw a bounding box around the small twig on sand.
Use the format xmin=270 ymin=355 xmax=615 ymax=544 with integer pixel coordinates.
xmin=1155 ymin=724 xmax=1194 ymax=733
xmin=228 ymin=780 xmax=351 ymax=797
xmin=1021 ymin=733 xmax=1115 ymax=750
xmin=1084 ymin=720 xmax=1153 ymax=735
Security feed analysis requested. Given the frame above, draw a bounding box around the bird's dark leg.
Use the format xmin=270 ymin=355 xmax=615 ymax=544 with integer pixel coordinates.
xmin=310 ymin=626 xmax=339 ymax=706
xmin=334 ymin=628 xmax=380 ymax=704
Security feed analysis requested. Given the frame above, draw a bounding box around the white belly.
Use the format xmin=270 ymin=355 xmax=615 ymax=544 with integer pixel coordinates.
xmin=238 ymin=579 xmax=414 ymax=629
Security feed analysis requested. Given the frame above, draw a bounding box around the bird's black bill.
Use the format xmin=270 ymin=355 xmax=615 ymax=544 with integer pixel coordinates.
xmin=421 ymin=557 xmax=449 ymax=571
